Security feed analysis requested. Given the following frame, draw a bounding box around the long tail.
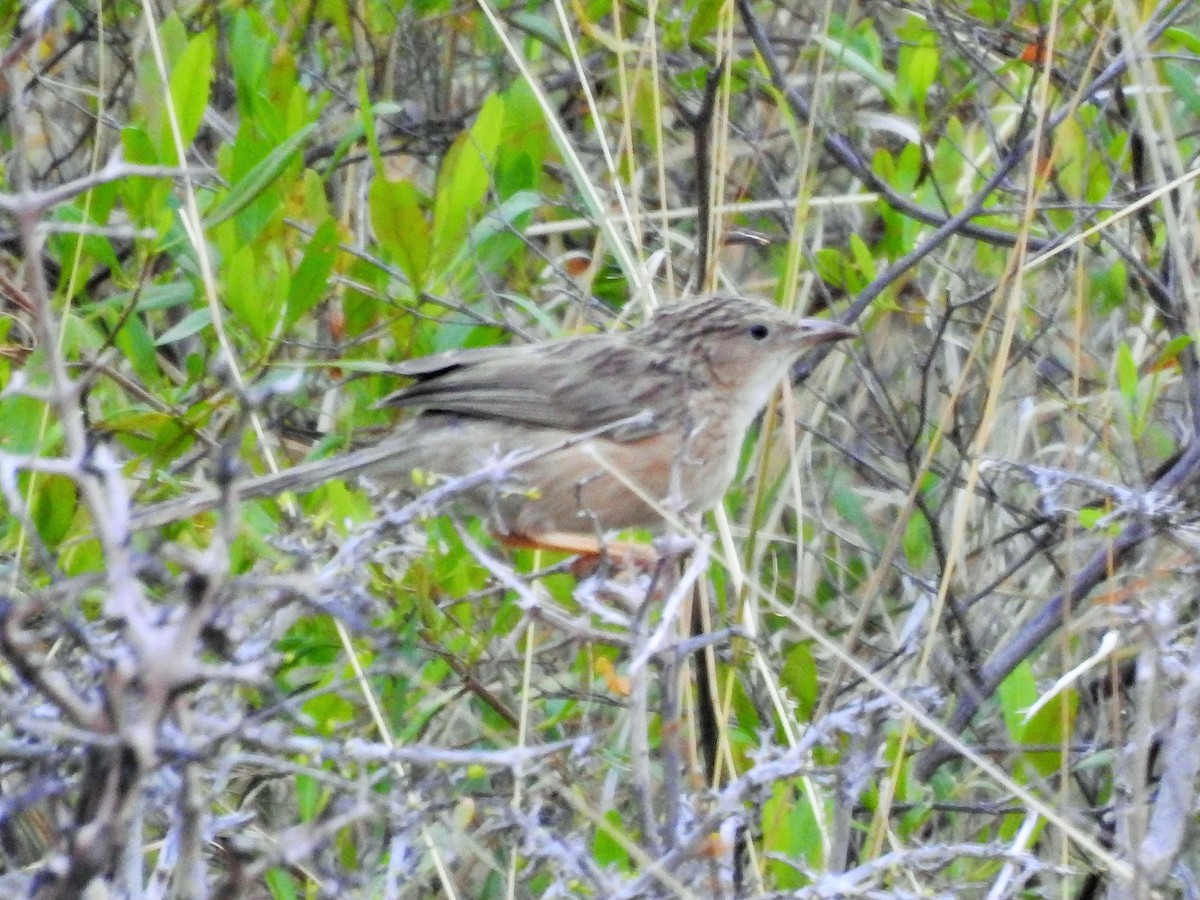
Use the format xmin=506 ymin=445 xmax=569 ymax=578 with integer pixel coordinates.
xmin=130 ymin=435 xmax=414 ymax=531
xmin=131 ymin=411 xmax=650 ymax=533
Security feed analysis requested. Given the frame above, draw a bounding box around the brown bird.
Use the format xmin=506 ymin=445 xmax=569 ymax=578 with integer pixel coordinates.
xmin=134 ymin=295 xmax=853 ymax=560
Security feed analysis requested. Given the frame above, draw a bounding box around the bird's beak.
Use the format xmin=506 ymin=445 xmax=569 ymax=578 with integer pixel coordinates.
xmin=799 ymin=319 xmax=857 ymax=345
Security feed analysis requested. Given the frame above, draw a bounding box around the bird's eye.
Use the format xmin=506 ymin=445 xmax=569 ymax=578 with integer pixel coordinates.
xmin=748 ymin=323 xmax=770 ymax=340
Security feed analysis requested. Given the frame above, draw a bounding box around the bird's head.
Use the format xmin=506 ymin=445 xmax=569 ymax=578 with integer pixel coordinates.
xmin=639 ymin=295 xmax=855 ymax=411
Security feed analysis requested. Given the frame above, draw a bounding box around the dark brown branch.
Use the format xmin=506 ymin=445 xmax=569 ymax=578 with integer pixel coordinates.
xmin=915 ymin=438 xmax=1200 ymax=778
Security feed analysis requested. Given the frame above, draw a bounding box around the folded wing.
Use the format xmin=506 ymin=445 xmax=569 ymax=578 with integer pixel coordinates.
xmin=379 ymin=333 xmax=673 ymax=441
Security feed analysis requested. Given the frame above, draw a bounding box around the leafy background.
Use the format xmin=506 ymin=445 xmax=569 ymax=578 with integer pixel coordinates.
xmin=2 ymin=0 xmax=1200 ymax=897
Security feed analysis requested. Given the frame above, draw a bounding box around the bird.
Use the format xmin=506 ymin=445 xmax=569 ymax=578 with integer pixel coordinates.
xmin=132 ymin=294 xmax=854 ymax=561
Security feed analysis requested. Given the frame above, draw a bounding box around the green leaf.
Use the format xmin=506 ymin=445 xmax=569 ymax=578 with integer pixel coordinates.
xmin=432 ymin=94 xmax=505 ymax=272
xmin=225 ymin=244 xmax=284 ymax=340
xmin=1115 ymin=342 xmax=1138 ymax=404
xmin=370 ymin=179 xmax=431 ymax=290
xmin=848 ymin=233 xmax=877 ymax=283
xmin=813 ymin=248 xmax=848 ymax=292
xmin=997 ymin=661 xmax=1038 ymax=743
xmin=1020 ymin=686 xmax=1077 ymax=778
xmin=893 ymin=142 xmax=923 ymax=194
xmin=496 ymin=150 xmax=536 ymax=201
xmin=111 ymin=310 xmax=159 ymax=383
xmin=224 ymin=245 xmax=260 ymax=338
xmin=495 ymin=292 xmax=563 ymax=336
xmin=811 ymin=33 xmax=896 ymax=102
xmin=302 ymin=686 xmax=355 ymax=733
xmin=496 ymin=80 xmax=548 ymax=198
xmin=1166 ymin=60 xmax=1200 ymax=116
xmin=33 ymin=474 xmax=78 ymax=546
xmin=1056 ymin=116 xmax=1087 ymax=198
xmin=903 ymin=511 xmax=932 ymax=569
xmin=296 ymin=773 xmax=321 ymax=822
xmin=904 ymin=41 xmax=938 ymax=115
xmin=1152 ymin=334 xmax=1193 ymax=371
xmin=264 ymin=868 xmax=299 ymax=900
xmin=204 ymin=123 xmax=316 ymax=227
xmin=230 ymin=9 xmax=271 ymax=114
xmin=510 ymin=10 xmax=564 ymax=52
xmin=762 ymin=779 xmax=822 ymax=888
xmin=1000 ymin=660 xmax=1078 ymax=781
xmin=138 ymin=282 xmax=197 ymax=312
xmin=780 ymin=642 xmax=818 ymax=720
xmin=286 ymin=219 xmax=339 ymax=327
xmin=1166 ymin=26 xmax=1200 ymax=56
xmin=0 ymin=392 xmax=50 ymax=454
xmin=155 ymin=307 xmax=212 ymax=345
xmin=120 ymin=126 xmax=170 ymax=227
xmin=592 ymin=810 xmax=631 ymax=870
xmin=454 ymin=189 xmax=541 ymax=270
xmin=687 ymin=0 xmax=724 ymax=41
xmin=165 ymin=31 xmax=214 ymax=162
xmin=142 ymin=15 xmax=185 ymax=155
xmin=50 ymin=204 xmax=120 ymax=273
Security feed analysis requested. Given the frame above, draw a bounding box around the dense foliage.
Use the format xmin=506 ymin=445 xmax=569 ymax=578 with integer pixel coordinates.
xmin=2 ymin=0 xmax=1199 ymax=896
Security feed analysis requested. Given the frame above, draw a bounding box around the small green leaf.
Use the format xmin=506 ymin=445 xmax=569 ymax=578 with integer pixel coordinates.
xmin=286 ymin=219 xmax=339 ymax=327
xmin=205 ymin=123 xmax=316 ymax=227
xmin=225 ymin=245 xmax=266 ymax=339
xmin=998 ymin=661 xmax=1077 ymax=777
xmin=451 ymin=190 xmax=541 ymax=272
xmin=1167 ymin=26 xmax=1200 ymax=56
xmin=230 ymin=9 xmax=270 ymax=111
xmin=1152 ymin=334 xmax=1193 ymax=371
xmin=432 ymin=94 xmax=505 ymax=271
xmin=496 ymin=150 xmax=536 ymax=201
xmin=1056 ymin=116 xmax=1087 ymax=198
xmin=849 ymin=233 xmax=877 ymax=283
xmin=120 ymin=126 xmax=168 ymax=224
xmin=997 ymin=661 xmax=1038 ymax=742
xmin=903 ymin=511 xmax=932 ymax=569
xmin=894 ymin=142 xmax=924 ymax=194
xmin=146 ymin=283 xmax=199 ymax=313
xmin=225 ymin=245 xmax=286 ymax=340
xmin=1115 ymin=342 xmax=1138 ymax=403
xmin=33 ymin=474 xmax=78 ymax=546
xmin=302 ymin=688 xmax=355 ymax=733
xmin=811 ymin=33 xmax=896 ymax=102
xmin=762 ymin=779 xmax=821 ymax=888
xmin=1020 ymin=686 xmax=1077 ymax=777
xmin=592 ymin=810 xmax=631 ymax=870
xmin=510 ymin=10 xmax=564 ymax=52
xmin=0 ymin=393 xmax=50 ymax=454
xmin=904 ymin=41 xmax=938 ymax=114
xmin=1165 ymin=61 xmax=1200 ymax=117
xmin=112 ymin=312 xmax=159 ymax=383
xmin=165 ymin=31 xmax=214 ymax=162
xmin=370 ymin=179 xmax=431 ymax=290
xmin=780 ymin=642 xmax=818 ymax=720
xmin=264 ymin=868 xmax=299 ymax=900
xmin=155 ymin=307 xmax=212 ymax=345
xmin=296 ymin=773 xmax=321 ymax=822
xmin=687 ymin=0 xmax=724 ymax=41
xmin=813 ymin=248 xmax=848 ymax=291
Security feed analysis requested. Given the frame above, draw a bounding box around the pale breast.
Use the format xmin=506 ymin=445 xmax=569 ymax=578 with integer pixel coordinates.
xmin=512 ymin=433 xmax=684 ymax=536
xmin=366 ymin=410 xmax=749 ymax=540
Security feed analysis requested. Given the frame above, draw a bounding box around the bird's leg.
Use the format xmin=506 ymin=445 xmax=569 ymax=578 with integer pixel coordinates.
xmin=495 ymin=530 xmax=660 ymax=576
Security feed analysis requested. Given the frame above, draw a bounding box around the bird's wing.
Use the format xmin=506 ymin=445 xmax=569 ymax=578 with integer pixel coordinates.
xmin=380 ymin=334 xmax=673 ymax=441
